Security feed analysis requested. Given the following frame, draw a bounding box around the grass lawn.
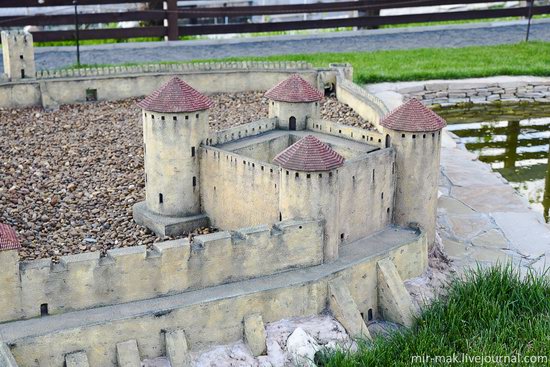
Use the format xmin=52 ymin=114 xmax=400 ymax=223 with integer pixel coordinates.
xmin=69 ymin=41 xmax=550 ymax=84
xmin=216 ymin=42 xmax=550 ymax=84
xmin=315 ymin=265 xmax=550 ymax=367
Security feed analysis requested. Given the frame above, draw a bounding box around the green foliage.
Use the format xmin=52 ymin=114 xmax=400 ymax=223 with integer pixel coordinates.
xmin=317 ymin=264 xmax=550 ymax=366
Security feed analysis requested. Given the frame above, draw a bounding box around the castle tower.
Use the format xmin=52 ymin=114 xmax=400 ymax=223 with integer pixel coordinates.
xmin=274 ymin=135 xmax=344 ymax=262
xmin=0 ymin=223 xmax=22 ymax=322
xmin=380 ymin=99 xmax=446 ymax=245
xmin=1 ymin=31 xmax=35 ymax=81
xmin=136 ymin=77 xmax=213 ymax=220
xmin=265 ymin=74 xmax=323 ymax=131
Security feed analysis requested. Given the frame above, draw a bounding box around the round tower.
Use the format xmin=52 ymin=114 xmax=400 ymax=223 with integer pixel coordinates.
xmin=380 ymin=98 xmax=446 ymax=245
xmin=265 ymin=74 xmax=323 ymax=131
xmin=137 ymin=77 xmax=213 ymax=217
xmin=274 ymin=135 xmax=344 ymax=262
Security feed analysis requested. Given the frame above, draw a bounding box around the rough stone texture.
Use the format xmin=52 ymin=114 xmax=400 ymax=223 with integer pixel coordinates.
xmin=328 ymin=277 xmax=371 ymax=339
xmin=65 ymin=351 xmax=90 ymax=367
xmin=368 ymin=76 xmax=550 ymax=107
xmin=243 ymin=313 xmax=267 ymax=357
xmin=286 ymin=327 xmax=320 ymax=367
xmin=0 ymin=343 xmax=18 ymax=367
xmin=116 ymin=340 xmax=141 ymax=367
xmin=164 ymin=329 xmax=189 ymax=367
xmin=377 ymin=258 xmax=416 ymax=327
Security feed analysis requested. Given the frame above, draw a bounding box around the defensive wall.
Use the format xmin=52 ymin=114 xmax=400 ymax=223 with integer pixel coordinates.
xmin=0 ymin=62 xmax=324 ymax=109
xmin=2 ymin=228 xmax=427 ymax=367
xmin=0 ymin=219 xmax=322 ymax=323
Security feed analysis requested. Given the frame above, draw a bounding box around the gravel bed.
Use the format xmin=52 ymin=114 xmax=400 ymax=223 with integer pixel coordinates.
xmin=0 ymin=92 xmax=371 ymax=261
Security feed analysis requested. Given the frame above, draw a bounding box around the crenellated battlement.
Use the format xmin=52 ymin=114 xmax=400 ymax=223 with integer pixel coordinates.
xmin=0 ymin=219 xmax=323 ymax=323
xmin=205 ymin=117 xmax=278 ymax=145
xmin=33 ymin=61 xmax=314 ymax=80
xmin=307 ymin=119 xmax=384 ymax=147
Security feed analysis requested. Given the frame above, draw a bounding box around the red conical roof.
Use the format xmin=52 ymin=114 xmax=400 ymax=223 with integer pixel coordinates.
xmin=265 ymin=74 xmax=323 ymax=103
xmin=273 ymin=135 xmax=344 ymax=172
xmin=380 ymin=98 xmax=446 ymax=132
xmin=0 ymin=223 xmax=20 ymax=251
xmin=137 ymin=77 xmax=213 ymax=113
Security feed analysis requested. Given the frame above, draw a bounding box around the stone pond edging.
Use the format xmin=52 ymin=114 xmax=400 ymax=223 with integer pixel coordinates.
xmin=366 ymin=76 xmax=550 ymax=108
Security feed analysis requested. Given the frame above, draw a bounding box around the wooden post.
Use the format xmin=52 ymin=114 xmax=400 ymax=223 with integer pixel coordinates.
xmin=165 ymin=0 xmax=178 ymax=41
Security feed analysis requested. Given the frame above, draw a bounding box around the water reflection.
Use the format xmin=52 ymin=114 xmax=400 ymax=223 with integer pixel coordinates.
xmin=435 ymin=103 xmax=550 ymax=222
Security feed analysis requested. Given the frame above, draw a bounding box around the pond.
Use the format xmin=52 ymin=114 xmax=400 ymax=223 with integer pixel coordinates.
xmin=434 ymin=103 xmax=550 ymax=223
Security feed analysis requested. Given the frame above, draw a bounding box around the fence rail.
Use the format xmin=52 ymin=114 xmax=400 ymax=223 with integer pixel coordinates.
xmin=0 ymin=0 xmax=546 ymax=43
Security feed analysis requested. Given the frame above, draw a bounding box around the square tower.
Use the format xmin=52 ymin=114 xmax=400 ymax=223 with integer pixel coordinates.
xmin=1 ymin=31 xmax=36 ymax=81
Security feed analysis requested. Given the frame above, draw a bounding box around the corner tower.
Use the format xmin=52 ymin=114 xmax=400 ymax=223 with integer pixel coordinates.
xmin=274 ymin=135 xmax=344 ymax=262
xmin=380 ymin=99 xmax=446 ymax=245
xmin=0 ymin=223 xmax=22 ymax=322
xmin=134 ymin=77 xmax=213 ymax=235
xmin=265 ymin=74 xmax=323 ymax=131
xmin=1 ymin=31 xmax=36 ymax=81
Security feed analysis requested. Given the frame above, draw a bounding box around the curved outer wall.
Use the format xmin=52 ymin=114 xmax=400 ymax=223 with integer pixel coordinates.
xmin=385 ymin=129 xmax=442 ymax=244
xmin=143 ymin=110 xmax=208 ymax=216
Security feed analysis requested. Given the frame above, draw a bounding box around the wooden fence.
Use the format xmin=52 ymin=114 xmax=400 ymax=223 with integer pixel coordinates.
xmin=0 ymin=0 xmax=548 ymax=42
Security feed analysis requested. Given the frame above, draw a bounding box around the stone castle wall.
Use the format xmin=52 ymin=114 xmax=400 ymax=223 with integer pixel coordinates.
xmin=5 ymin=229 xmax=427 ymax=367
xmin=0 ymin=62 xmax=319 ymax=109
xmin=0 ymin=219 xmax=323 ymax=323
xmin=200 ymin=145 xmax=282 ymax=230
xmin=307 ymin=119 xmax=384 ymax=147
xmin=205 ymin=118 xmax=278 ymax=146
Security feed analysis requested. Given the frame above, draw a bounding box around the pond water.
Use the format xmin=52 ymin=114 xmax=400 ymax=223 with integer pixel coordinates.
xmin=434 ymin=103 xmax=550 ymax=223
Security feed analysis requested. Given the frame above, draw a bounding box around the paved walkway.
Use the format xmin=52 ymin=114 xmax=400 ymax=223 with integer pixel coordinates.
xmin=438 ymin=132 xmax=550 ymax=274
xmin=3 ymin=19 xmax=549 ymax=71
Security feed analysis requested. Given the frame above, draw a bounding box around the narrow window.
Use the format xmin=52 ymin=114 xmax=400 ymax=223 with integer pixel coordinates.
xmin=340 ymin=233 xmax=345 ymax=240
xmin=40 ymin=303 xmax=48 ymax=316
xmin=381 ymin=192 xmax=384 ymax=200
xmin=86 ymin=88 xmax=97 ymax=102
xmin=372 ymin=169 xmax=375 ymax=183
xmin=195 ymin=113 xmax=199 ymax=118
xmin=279 ymin=212 xmax=282 ymax=221
xmin=21 ymin=69 xmax=25 ymax=78
xmin=159 ymin=193 xmax=164 ymax=204
xmin=191 ymin=147 xmax=196 ymax=157
xmin=295 ymin=172 xmax=299 ymax=178
xmin=367 ymin=308 xmax=373 ymax=321
xmin=161 ymin=116 xmax=165 ymax=121
xmin=193 ymin=176 xmax=197 ymax=187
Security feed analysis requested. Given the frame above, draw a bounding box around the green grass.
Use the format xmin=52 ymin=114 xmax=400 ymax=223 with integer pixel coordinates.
xmin=65 ymin=41 xmax=550 ymax=84
xmin=316 ymin=265 xmax=550 ymax=367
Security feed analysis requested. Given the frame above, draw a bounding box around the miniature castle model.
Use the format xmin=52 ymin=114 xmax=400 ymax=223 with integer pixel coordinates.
xmin=133 ymin=75 xmax=445 ymax=262
xmin=0 ymin=39 xmax=448 ymax=366
xmin=1 ymin=31 xmax=35 ymax=81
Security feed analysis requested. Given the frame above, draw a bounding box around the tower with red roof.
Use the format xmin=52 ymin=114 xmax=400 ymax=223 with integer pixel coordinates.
xmin=274 ymin=135 xmax=344 ymax=261
xmin=0 ymin=223 xmax=21 ymax=321
xmin=380 ymin=98 xmax=447 ymax=244
xmin=137 ymin=77 xmax=213 ymax=221
xmin=265 ymin=74 xmax=323 ymax=131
